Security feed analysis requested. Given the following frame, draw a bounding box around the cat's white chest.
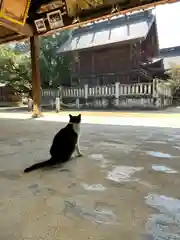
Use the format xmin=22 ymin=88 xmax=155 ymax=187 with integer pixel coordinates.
xmin=72 ymin=123 xmax=80 ymax=135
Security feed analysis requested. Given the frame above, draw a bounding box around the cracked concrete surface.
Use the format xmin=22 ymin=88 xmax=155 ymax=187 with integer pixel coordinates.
xmin=0 ymin=118 xmax=180 ymax=239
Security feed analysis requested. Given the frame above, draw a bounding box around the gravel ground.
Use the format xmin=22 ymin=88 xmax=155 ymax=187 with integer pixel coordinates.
xmin=0 ymin=117 xmax=180 ymax=240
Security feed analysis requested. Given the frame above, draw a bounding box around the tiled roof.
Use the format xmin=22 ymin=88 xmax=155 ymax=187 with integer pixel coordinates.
xmin=57 ymin=10 xmax=155 ymax=53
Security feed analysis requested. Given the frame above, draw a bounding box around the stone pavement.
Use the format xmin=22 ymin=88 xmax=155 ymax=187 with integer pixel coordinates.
xmin=0 ymin=116 xmax=180 ymax=239
xmin=0 ymin=110 xmax=180 ymax=128
xmin=1 ymin=106 xmax=180 ymax=117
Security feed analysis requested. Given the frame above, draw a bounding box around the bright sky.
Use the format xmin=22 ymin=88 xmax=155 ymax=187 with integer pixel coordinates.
xmin=155 ymin=1 xmax=180 ymax=49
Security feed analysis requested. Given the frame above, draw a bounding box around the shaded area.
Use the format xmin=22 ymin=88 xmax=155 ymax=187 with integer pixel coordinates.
xmin=0 ymin=118 xmax=180 ymax=239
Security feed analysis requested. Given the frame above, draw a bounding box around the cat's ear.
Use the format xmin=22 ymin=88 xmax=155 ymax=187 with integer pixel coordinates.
xmin=78 ymin=114 xmax=81 ymax=118
xmin=69 ymin=114 xmax=72 ymax=118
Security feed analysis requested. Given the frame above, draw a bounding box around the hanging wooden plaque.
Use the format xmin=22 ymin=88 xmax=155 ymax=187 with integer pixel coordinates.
xmin=0 ymin=0 xmax=31 ymax=25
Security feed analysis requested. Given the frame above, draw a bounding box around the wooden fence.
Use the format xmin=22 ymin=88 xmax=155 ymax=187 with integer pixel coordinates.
xmin=41 ymin=79 xmax=172 ymax=109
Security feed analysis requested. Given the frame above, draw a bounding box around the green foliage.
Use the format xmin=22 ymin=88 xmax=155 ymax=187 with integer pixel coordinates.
xmin=0 ymin=30 xmax=72 ymax=92
xmin=165 ymin=63 xmax=180 ymax=95
xmin=0 ymin=46 xmax=31 ymax=92
xmin=39 ymin=31 xmax=72 ymax=88
xmin=9 ymin=40 xmax=30 ymax=54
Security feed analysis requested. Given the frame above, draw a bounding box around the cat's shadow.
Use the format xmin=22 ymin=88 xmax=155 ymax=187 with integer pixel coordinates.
xmin=40 ymin=163 xmax=70 ymax=172
xmin=40 ymin=155 xmax=81 ymax=173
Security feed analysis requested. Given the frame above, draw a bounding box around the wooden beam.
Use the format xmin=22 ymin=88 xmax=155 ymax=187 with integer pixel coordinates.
xmin=41 ymin=0 xmax=178 ymax=36
xmin=0 ymin=34 xmax=28 ymax=44
xmin=30 ymin=35 xmax=42 ymax=118
xmin=0 ymin=17 xmax=34 ymax=36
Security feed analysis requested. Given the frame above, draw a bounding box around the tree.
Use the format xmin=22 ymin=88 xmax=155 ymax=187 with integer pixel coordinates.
xmin=39 ymin=30 xmax=72 ymax=88
xmin=157 ymin=63 xmax=180 ymax=103
xmin=11 ymin=40 xmax=30 ymax=54
xmin=165 ymin=63 xmax=180 ymax=93
xmin=0 ymin=45 xmax=31 ymax=92
xmin=0 ymin=30 xmax=72 ymax=92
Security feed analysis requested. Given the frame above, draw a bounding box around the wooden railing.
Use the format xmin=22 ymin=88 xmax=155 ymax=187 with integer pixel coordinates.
xmin=88 ymin=85 xmax=116 ymax=97
xmin=41 ymin=79 xmax=172 ymax=109
xmin=62 ymin=87 xmax=85 ymax=98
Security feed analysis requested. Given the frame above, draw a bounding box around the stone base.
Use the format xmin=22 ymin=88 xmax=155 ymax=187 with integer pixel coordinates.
xmin=31 ymin=112 xmax=44 ymax=118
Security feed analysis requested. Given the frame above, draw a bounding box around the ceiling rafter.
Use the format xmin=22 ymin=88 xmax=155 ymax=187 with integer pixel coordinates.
xmin=0 ymin=17 xmax=34 ymax=37
xmin=41 ymin=0 xmax=178 ymax=36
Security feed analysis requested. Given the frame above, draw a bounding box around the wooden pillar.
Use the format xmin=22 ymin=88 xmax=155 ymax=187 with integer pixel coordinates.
xmin=30 ymin=35 xmax=42 ymax=118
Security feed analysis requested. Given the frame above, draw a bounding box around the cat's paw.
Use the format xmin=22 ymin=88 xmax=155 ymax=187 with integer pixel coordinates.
xmin=77 ymin=152 xmax=84 ymax=157
xmin=70 ymin=155 xmax=76 ymax=160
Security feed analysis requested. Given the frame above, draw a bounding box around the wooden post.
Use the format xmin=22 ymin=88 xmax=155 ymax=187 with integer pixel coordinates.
xmin=115 ymin=82 xmax=120 ymax=107
xmin=30 ymin=35 xmax=42 ymax=118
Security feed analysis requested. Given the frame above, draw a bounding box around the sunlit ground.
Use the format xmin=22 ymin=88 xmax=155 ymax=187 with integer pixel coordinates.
xmin=0 ymin=114 xmax=180 ymax=239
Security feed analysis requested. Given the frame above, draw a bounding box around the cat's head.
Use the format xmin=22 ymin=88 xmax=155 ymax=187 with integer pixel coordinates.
xmin=69 ymin=114 xmax=81 ymax=124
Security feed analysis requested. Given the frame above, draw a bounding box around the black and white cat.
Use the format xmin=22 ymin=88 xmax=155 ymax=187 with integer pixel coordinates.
xmin=24 ymin=114 xmax=83 ymax=173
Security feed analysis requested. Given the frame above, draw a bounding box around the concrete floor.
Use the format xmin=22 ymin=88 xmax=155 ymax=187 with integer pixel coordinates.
xmin=0 ymin=117 xmax=180 ymax=240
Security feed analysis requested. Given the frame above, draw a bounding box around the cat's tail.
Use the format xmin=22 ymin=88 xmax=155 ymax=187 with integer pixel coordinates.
xmin=24 ymin=159 xmax=53 ymax=173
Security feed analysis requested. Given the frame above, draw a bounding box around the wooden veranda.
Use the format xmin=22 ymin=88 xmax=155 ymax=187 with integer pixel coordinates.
xmin=0 ymin=0 xmax=178 ymax=117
